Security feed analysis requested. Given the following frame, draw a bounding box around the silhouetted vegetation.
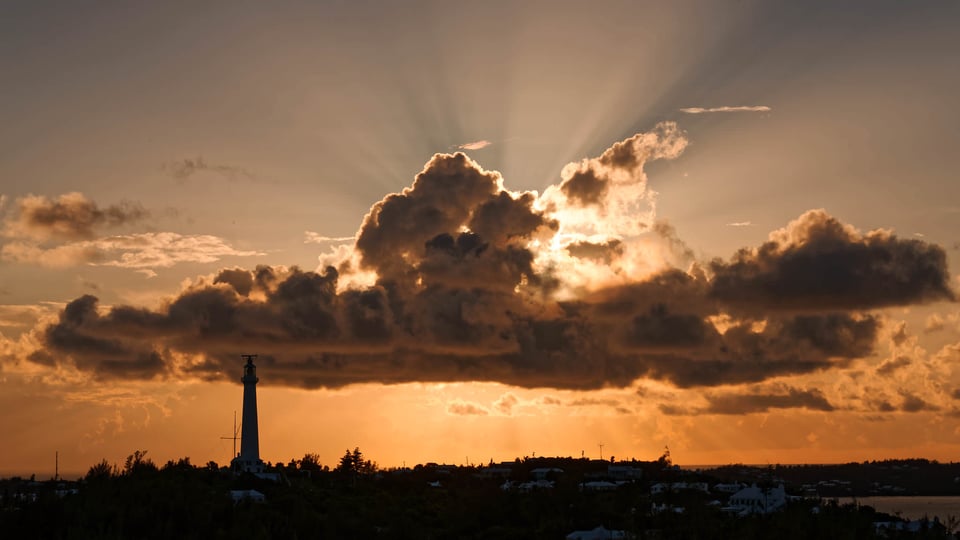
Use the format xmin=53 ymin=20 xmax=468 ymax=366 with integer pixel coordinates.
xmin=0 ymin=452 xmax=955 ymax=539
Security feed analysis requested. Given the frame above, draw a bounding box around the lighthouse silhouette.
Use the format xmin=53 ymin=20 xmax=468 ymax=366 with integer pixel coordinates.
xmin=231 ymin=354 xmax=266 ymax=474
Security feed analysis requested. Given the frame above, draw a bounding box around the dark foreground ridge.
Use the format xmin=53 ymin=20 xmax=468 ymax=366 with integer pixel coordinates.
xmin=2 ymin=451 xmax=957 ymax=539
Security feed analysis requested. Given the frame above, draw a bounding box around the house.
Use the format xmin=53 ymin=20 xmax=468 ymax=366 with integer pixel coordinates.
xmin=607 ymin=465 xmax=642 ymax=480
xmin=725 ymin=484 xmax=786 ymax=515
xmin=651 ymin=481 xmax=709 ymax=495
xmin=685 ymin=482 xmax=709 ymax=493
xmin=518 ymin=480 xmax=555 ymax=492
xmin=874 ymin=520 xmax=930 ymax=535
xmin=565 ymin=525 xmax=630 ymax=539
xmin=530 ymin=467 xmax=564 ymax=480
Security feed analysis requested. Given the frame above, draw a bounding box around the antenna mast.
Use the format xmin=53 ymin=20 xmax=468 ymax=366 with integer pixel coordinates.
xmin=598 ymin=442 xmax=604 ymax=461
xmin=220 ymin=411 xmax=240 ymax=458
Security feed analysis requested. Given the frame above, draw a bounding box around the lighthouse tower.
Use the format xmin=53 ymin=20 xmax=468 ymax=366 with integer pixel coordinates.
xmin=231 ymin=354 xmax=265 ymax=474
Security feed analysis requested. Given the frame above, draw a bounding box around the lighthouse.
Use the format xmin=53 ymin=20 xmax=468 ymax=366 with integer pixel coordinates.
xmin=231 ymin=354 xmax=265 ymax=474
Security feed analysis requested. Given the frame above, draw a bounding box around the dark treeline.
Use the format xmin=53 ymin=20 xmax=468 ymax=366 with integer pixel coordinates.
xmin=0 ymin=451 xmax=953 ymax=539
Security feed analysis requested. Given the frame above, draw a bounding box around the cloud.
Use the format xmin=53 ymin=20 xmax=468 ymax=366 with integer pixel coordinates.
xmin=554 ymin=122 xmax=686 ymax=208
xmin=162 ymin=157 xmax=254 ymax=181
xmin=662 ymin=386 xmax=834 ymax=415
xmin=494 ymin=393 xmax=519 ymax=415
xmin=3 ymin=192 xmax=147 ymax=241
xmin=925 ymin=314 xmax=945 ymax=333
xmin=11 ymin=125 xmax=955 ymax=392
xmin=0 ymin=192 xmax=261 ymax=272
xmin=447 ymin=400 xmax=489 ymax=416
xmin=876 ymin=356 xmax=912 ymax=376
xmin=304 ymin=232 xmax=354 ymax=244
xmin=679 ymin=106 xmax=771 ymax=114
xmin=2 ymin=232 xmax=262 ymax=270
xmin=890 ymin=321 xmax=909 ymax=346
xmin=0 ymin=304 xmax=59 ymax=330
xmin=709 ymin=209 xmax=954 ymax=312
xmin=899 ymin=390 xmax=939 ymax=412
xmin=457 ymin=140 xmax=492 ymax=151
xmin=726 ymin=221 xmax=753 ymax=227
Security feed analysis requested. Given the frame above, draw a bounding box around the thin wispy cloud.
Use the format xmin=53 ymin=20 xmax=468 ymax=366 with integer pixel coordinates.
xmin=163 ymin=157 xmax=255 ymax=181
xmin=456 ymin=140 xmax=492 ymax=151
xmin=1 ymin=232 xmax=262 ymax=271
xmin=680 ymin=106 xmax=771 ymax=114
xmin=726 ymin=221 xmax=754 ymax=227
xmin=304 ymin=231 xmax=355 ymax=244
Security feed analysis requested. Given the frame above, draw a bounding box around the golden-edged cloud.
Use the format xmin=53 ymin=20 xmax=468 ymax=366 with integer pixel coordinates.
xmin=456 ymin=140 xmax=492 ymax=151
xmin=304 ymin=232 xmax=355 ymax=244
xmin=679 ymin=105 xmax=772 ymax=114
xmin=6 ymin=124 xmax=956 ymax=402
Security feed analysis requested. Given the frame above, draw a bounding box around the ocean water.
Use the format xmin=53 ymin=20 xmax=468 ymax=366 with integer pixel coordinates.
xmin=837 ymin=496 xmax=960 ymax=521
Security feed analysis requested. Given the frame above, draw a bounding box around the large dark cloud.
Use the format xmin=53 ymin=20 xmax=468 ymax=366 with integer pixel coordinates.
xmin=710 ymin=210 xmax=953 ymax=312
xmin=30 ymin=265 xmax=881 ymax=389
xmin=355 ymin=153 xmax=554 ymax=286
xmin=18 ymin=129 xmax=956 ymax=391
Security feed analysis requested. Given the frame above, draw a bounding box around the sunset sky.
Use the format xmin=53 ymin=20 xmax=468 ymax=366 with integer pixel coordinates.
xmin=3 ymin=0 xmax=960 ymax=477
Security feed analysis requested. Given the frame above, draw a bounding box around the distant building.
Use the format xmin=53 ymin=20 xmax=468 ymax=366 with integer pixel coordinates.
xmin=713 ymin=482 xmax=745 ymax=494
xmin=726 ymin=484 xmax=787 ymax=515
xmin=650 ymin=482 xmax=669 ymax=495
xmin=518 ymin=480 xmax=555 ymax=492
xmin=607 ymin=465 xmax=642 ymax=481
xmin=651 ymin=481 xmax=708 ymax=495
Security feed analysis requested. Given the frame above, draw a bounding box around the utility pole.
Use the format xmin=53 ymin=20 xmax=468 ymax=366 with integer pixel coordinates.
xmin=598 ymin=442 xmax=604 ymax=461
xmin=55 ymin=451 xmax=58 ymax=481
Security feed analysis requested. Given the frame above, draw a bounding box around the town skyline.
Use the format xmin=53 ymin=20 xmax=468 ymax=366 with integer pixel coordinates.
xmin=3 ymin=0 xmax=960 ymax=476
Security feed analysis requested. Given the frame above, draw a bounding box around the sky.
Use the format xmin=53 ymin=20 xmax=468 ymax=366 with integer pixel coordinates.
xmin=2 ymin=0 xmax=960 ymax=477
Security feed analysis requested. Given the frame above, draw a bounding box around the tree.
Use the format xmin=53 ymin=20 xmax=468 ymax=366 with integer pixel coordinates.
xmin=658 ymin=446 xmax=672 ymax=467
xmin=336 ymin=447 xmax=377 ymax=475
xmin=299 ymin=453 xmax=323 ymax=473
xmin=122 ymin=450 xmax=156 ymax=475
xmin=86 ymin=459 xmax=115 ymax=481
